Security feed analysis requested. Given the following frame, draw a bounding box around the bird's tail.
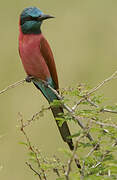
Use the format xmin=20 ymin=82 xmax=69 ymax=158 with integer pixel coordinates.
xmin=32 ymin=78 xmax=74 ymax=150
xmin=51 ymin=106 xmax=74 ymax=150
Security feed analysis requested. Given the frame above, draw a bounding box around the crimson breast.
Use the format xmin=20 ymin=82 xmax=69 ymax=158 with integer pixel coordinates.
xmin=19 ymin=33 xmax=51 ymax=81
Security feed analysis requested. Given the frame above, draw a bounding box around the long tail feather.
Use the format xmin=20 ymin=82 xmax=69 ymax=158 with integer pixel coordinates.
xmin=51 ymin=106 xmax=74 ymax=150
xmin=32 ymin=79 xmax=74 ymax=150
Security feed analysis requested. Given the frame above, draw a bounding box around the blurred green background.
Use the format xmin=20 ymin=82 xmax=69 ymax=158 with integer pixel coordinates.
xmin=0 ymin=0 xmax=117 ymax=179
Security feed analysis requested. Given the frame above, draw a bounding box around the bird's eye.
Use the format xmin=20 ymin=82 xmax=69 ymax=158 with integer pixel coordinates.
xmin=21 ymin=16 xmax=38 ymax=25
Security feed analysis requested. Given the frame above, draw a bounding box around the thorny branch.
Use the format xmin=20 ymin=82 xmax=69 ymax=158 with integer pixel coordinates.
xmin=0 ymin=76 xmax=94 ymax=142
xmin=21 ymin=107 xmax=50 ymax=128
xmin=65 ymin=135 xmax=83 ymax=180
xmin=0 ymin=70 xmax=117 ymax=105
xmin=90 ymin=150 xmax=111 ymax=169
xmin=19 ymin=112 xmax=65 ymax=179
xmin=72 ymin=71 xmax=117 ymax=111
xmin=19 ymin=113 xmax=47 ymax=180
xmin=87 ymin=97 xmax=117 ymax=114
xmin=0 ymin=72 xmax=116 ymax=142
xmin=86 ymin=142 xmax=100 ymax=158
xmin=26 ymin=162 xmax=42 ymax=180
xmin=87 ymin=71 xmax=117 ymax=96
xmin=0 ymin=79 xmax=26 ymax=95
xmin=1 ymin=71 xmax=117 ymax=178
xmin=90 ymin=118 xmax=117 ymax=129
xmin=53 ymin=168 xmax=60 ymax=177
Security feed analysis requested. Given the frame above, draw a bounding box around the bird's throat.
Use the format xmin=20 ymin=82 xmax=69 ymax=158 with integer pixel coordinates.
xmin=21 ymin=21 xmax=42 ymax=34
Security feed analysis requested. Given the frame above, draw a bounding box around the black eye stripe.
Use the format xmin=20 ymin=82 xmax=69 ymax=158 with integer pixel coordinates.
xmin=20 ymin=16 xmax=39 ymax=25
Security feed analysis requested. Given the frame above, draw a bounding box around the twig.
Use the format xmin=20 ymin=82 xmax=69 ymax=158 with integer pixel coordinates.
xmin=19 ymin=113 xmax=47 ymax=180
xmin=26 ymin=162 xmax=42 ymax=180
xmin=87 ymin=71 xmax=117 ymax=96
xmin=108 ymin=169 xmax=111 ymax=177
xmin=112 ymin=139 xmax=117 ymax=147
xmin=86 ymin=143 xmax=100 ymax=158
xmin=91 ymin=150 xmax=110 ymax=169
xmin=86 ymin=98 xmax=98 ymax=108
xmin=100 ymin=108 xmax=117 ymax=114
xmin=62 ymin=165 xmax=66 ymax=174
xmin=53 ymin=168 xmax=60 ymax=177
xmin=53 ymin=155 xmax=65 ymax=176
xmin=87 ymin=98 xmax=117 ymax=114
xmin=72 ymin=98 xmax=85 ymax=111
xmin=72 ymin=115 xmax=94 ymax=141
xmin=80 ymin=160 xmax=85 ymax=180
xmin=91 ymin=161 xmax=101 ymax=169
xmin=72 ymin=71 xmax=117 ymax=111
xmin=90 ymin=119 xmax=117 ymax=129
xmin=65 ymin=135 xmax=83 ymax=180
xmin=48 ymin=85 xmax=63 ymax=100
xmin=0 ymin=79 xmax=25 ymax=95
xmin=21 ymin=107 xmax=50 ymax=128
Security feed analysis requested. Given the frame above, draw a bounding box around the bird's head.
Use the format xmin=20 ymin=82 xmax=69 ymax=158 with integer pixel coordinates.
xmin=20 ymin=7 xmax=54 ymax=34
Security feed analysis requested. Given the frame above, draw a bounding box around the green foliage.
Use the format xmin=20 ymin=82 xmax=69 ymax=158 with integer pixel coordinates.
xmin=76 ymin=109 xmax=99 ymax=118
xmin=104 ymin=104 xmax=117 ymax=111
xmin=91 ymin=95 xmax=104 ymax=104
xmin=50 ymin=99 xmax=64 ymax=107
xmin=19 ymin=83 xmax=117 ymax=180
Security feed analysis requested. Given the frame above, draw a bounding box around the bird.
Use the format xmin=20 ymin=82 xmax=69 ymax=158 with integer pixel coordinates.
xmin=18 ymin=7 xmax=74 ymax=150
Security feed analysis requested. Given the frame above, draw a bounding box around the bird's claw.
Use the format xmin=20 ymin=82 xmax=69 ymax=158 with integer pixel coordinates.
xmin=43 ymin=81 xmax=49 ymax=87
xmin=25 ymin=76 xmax=33 ymax=83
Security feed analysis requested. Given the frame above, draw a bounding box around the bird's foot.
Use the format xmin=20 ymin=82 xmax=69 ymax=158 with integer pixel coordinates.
xmin=25 ymin=76 xmax=34 ymax=83
xmin=43 ymin=80 xmax=49 ymax=87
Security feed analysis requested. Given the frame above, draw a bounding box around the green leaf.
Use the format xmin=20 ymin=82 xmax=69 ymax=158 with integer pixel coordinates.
xmin=104 ymin=104 xmax=117 ymax=111
xmin=103 ymin=154 xmax=113 ymax=162
xmin=91 ymin=94 xmax=104 ymax=104
xmin=76 ymin=109 xmax=99 ymax=118
xmin=55 ymin=117 xmax=65 ymax=127
xmin=90 ymin=127 xmax=101 ymax=133
xmin=79 ymin=142 xmax=92 ymax=148
xmin=19 ymin=141 xmax=28 ymax=146
xmin=65 ymin=89 xmax=80 ymax=97
xmin=50 ymin=100 xmax=63 ymax=107
xmin=68 ymin=131 xmax=81 ymax=139
xmin=40 ymin=163 xmax=54 ymax=170
xmin=28 ymin=152 xmax=36 ymax=158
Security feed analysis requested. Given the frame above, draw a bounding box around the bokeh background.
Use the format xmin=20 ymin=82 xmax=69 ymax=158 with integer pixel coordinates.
xmin=0 ymin=0 xmax=117 ymax=179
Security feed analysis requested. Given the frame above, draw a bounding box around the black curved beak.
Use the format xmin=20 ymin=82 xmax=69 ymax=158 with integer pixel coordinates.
xmin=38 ymin=14 xmax=55 ymax=21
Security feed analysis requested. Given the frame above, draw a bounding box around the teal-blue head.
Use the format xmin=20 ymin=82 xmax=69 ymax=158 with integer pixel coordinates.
xmin=20 ymin=7 xmax=54 ymax=34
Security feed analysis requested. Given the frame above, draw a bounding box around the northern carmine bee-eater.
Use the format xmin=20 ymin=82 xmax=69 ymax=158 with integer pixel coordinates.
xmin=18 ymin=7 xmax=74 ymax=150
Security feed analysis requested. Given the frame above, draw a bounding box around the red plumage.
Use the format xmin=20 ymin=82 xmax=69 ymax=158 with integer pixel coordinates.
xmin=19 ymin=26 xmax=59 ymax=90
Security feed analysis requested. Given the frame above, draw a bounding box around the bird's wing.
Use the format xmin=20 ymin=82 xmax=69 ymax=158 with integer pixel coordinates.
xmin=40 ymin=36 xmax=59 ymax=90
